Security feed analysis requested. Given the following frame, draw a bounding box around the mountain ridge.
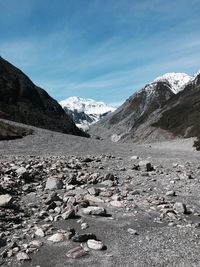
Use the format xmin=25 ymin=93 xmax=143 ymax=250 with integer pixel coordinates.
xmin=0 ymin=57 xmax=88 ymax=137
xmin=89 ymin=71 xmax=199 ymax=147
xmin=60 ymin=96 xmax=115 ymax=129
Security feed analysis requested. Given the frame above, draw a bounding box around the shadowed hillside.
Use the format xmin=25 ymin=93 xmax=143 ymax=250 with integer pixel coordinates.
xmin=0 ymin=57 xmax=88 ymax=137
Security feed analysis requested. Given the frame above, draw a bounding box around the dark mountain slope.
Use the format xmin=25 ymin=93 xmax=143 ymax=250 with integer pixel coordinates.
xmin=0 ymin=57 xmax=87 ymax=137
xmin=153 ymin=73 xmax=200 ymax=149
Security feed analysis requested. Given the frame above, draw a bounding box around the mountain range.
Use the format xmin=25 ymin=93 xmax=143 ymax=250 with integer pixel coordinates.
xmin=89 ymin=72 xmax=200 ymax=150
xmin=1 ymin=56 xmax=200 ymax=150
xmin=59 ymin=96 xmax=115 ymax=130
xmin=0 ymin=57 xmax=87 ymax=137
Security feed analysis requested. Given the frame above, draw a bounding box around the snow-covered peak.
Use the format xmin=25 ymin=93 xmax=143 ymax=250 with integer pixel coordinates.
xmin=154 ymin=73 xmax=192 ymax=94
xmin=59 ymin=96 xmax=115 ymax=115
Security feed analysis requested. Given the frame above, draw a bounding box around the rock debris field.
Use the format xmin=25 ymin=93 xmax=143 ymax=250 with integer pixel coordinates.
xmin=0 ymin=122 xmax=200 ymax=267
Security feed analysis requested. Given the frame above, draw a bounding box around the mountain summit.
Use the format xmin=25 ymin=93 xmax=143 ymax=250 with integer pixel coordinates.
xmin=153 ymin=73 xmax=191 ymax=94
xmin=89 ymin=72 xmax=197 ymax=143
xmin=60 ymin=96 xmax=115 ymax=129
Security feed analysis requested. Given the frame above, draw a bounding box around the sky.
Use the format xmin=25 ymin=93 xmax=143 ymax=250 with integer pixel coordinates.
xmin=0 ymin=0 xmax=200 ymax=107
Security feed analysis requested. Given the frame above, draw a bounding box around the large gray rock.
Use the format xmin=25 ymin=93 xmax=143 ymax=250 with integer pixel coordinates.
xmin=173 ymin=202 xmax=187 ymax=214
xmin=16 ymin=167 xmax=30 ymax=179
xmin=0 ymin=194 xmax=13 ymax=207
xmin=45 ymin=177 xmax=63 ymax=190
xmin=81 ymin=206 xmax=106 ymax=216
xmin=16 ymin=252 xmax=30 ymax=261
xmin=139 ymin=160 xmax=153 ymax=171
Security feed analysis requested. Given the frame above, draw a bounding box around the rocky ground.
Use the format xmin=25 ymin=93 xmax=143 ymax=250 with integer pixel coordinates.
xmin=0 ymin=120 xmax=200 ymax=267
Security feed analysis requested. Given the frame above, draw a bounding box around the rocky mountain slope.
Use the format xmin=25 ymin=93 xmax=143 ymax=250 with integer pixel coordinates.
xmin=153 ymin=72 xmax=200 ymax=150
xmin=60 ymin=97 xmax=115 ymax=130
xmin=89 ymin=73 xmax=193 ymax=143
xmin=0 ymin=57 xmax=87 ymax=137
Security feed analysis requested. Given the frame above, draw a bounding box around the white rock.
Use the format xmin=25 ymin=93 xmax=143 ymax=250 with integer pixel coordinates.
xmin=16 ymin=167 xmax=29 ymax=179
xmin=48 ymin=233 xmax=65 ymax=242
xmin=127 ymin=228 xmax=138 ymax=235
xmin=0 ymin=194 xmax=12 ymax=207
xmin=35 ymin=228 xmax=45 ymax=237
xmin=173 ymin=202 xmax=187 ymax=214
xmin=84 ymin=194 xmax=104 ymax=203
xmin=81 ymin=206 xmax=106 ymax=216
xmin=16 ymin=252 xmax=30 ymax=261
xmin=87 ymin=239 xmax=104 ymax=250
xmin=45 ymin=177 xmax=63 ymax=190
xmin=29 ymin=240 xmax=43 ymax=248
xmin=131 ymin=156 xmax=139 ymax=160
xmin=110 ymin=201 xmax=123 ymax=208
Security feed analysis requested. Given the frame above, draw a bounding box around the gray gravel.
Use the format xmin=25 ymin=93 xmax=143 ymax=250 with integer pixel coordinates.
xmin=0 ymin=119 xmax=200 ymax=267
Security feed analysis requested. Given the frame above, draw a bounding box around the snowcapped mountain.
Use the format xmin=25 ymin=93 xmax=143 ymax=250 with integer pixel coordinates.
xmin=89 ymin=72 xmax=194 ymax=142
xmin=59 ymin=97 xmax=115 ymax=130
xmin=153 ymin=73 xmax=191 ymax=94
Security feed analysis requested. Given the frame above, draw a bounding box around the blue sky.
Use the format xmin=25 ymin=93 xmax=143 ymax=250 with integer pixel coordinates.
xmin=0 ymin=0 xmax=200 ymax=106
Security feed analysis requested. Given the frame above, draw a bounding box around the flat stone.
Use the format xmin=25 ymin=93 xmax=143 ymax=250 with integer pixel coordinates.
xmin=110 ymin=200 xmax=123 ymax=208
xmin=81 ymin=206 xmax=106 ymax=216
xmin=81 ymin=223 xmax=89 ymax=230
xmin=166 ymin=190 xmax=176 ymax=196
xmin=61 ymin=208 xmax=75 ymax=219
xmin=35 ymin=228 xmax=45 ymax=237
xmin=127 ymin=228 xmax=138 ymax=235
xmin=139 ymin=161 xmax=153 ymax=171
xmin=66 ymin=246 xmax=87 ymax=259
xmin=16 ymin=167 xmax=29 ymax=179
xmin=0 ymin=194 xmax=13 ymax=207
xmin=104 ymin=173 xmax=115 ymax=181
xmin=16 ymin=252 xmax=30 ymax=261
xmin=48 ymin=233 xmax=65 ymax=243
xmin=84 ymin=194 xmax=104 ymax=204
xmin=29 ymin=240 xmax=43 ymax=248
xmin=87 ymin=239 xmax=104 ymax=250
xmin=45 ymin=177 xmax=63 ymax=190
xmin=173 ymin=202 xmax=187 ymax=214
xmin=131 ymin=156 xmax=140 ymax=160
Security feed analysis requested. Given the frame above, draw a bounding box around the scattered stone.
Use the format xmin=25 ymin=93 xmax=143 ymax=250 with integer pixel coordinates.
xmin=81 ymin=206 xmax=106 ymax=216
xmin=35 ymin=228 xmax=45 ymax=237
xmin=139 ymin=160 xmax=153 ymax=171
xmin=173 ymin=202 xmax=187 ymax=214
xmin=81 ymin=223 xmax=89 ymax=230
xmin=45 ymin=177 xmax=63 ymax=190
xmin=166 ymin=190 xmax=176 ymax=196
xmin=29 ymin=240 xmax=43 ymax=248
xmin=84 ymin=194 xmax=104 ymax=204
xmin=131 ymin=156 xmax=139 ymax=160
xmin=48 ymin=233 xmax=65 ymax=243
xmin=61 ymin=208 xmax=75 ymax=219
xmin=87 ymin=239 xmax=104 ymax=250
xmin=127 ymin=228 xmax=138 ymax=235
xmin=16 ymin=167 xmax=29 ymax=179
xmin=66 ymin=246 xmax=87 ymax=259
xmin=104 ymin=173 xmax=115 ymax=181
xmin=110 ymin=200 xmax=123 ymax=208
xmin=16 ymin=252 xmax=30 ymax=261
xmin=0 ymin=194 xmax=12 ymax=207
xmin=72 ymin=233 xmax=97 ymax=242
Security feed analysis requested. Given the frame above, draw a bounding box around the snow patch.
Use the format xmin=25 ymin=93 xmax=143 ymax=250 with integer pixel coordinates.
xmin=154 ymin=73 xmax=192 ymax=94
